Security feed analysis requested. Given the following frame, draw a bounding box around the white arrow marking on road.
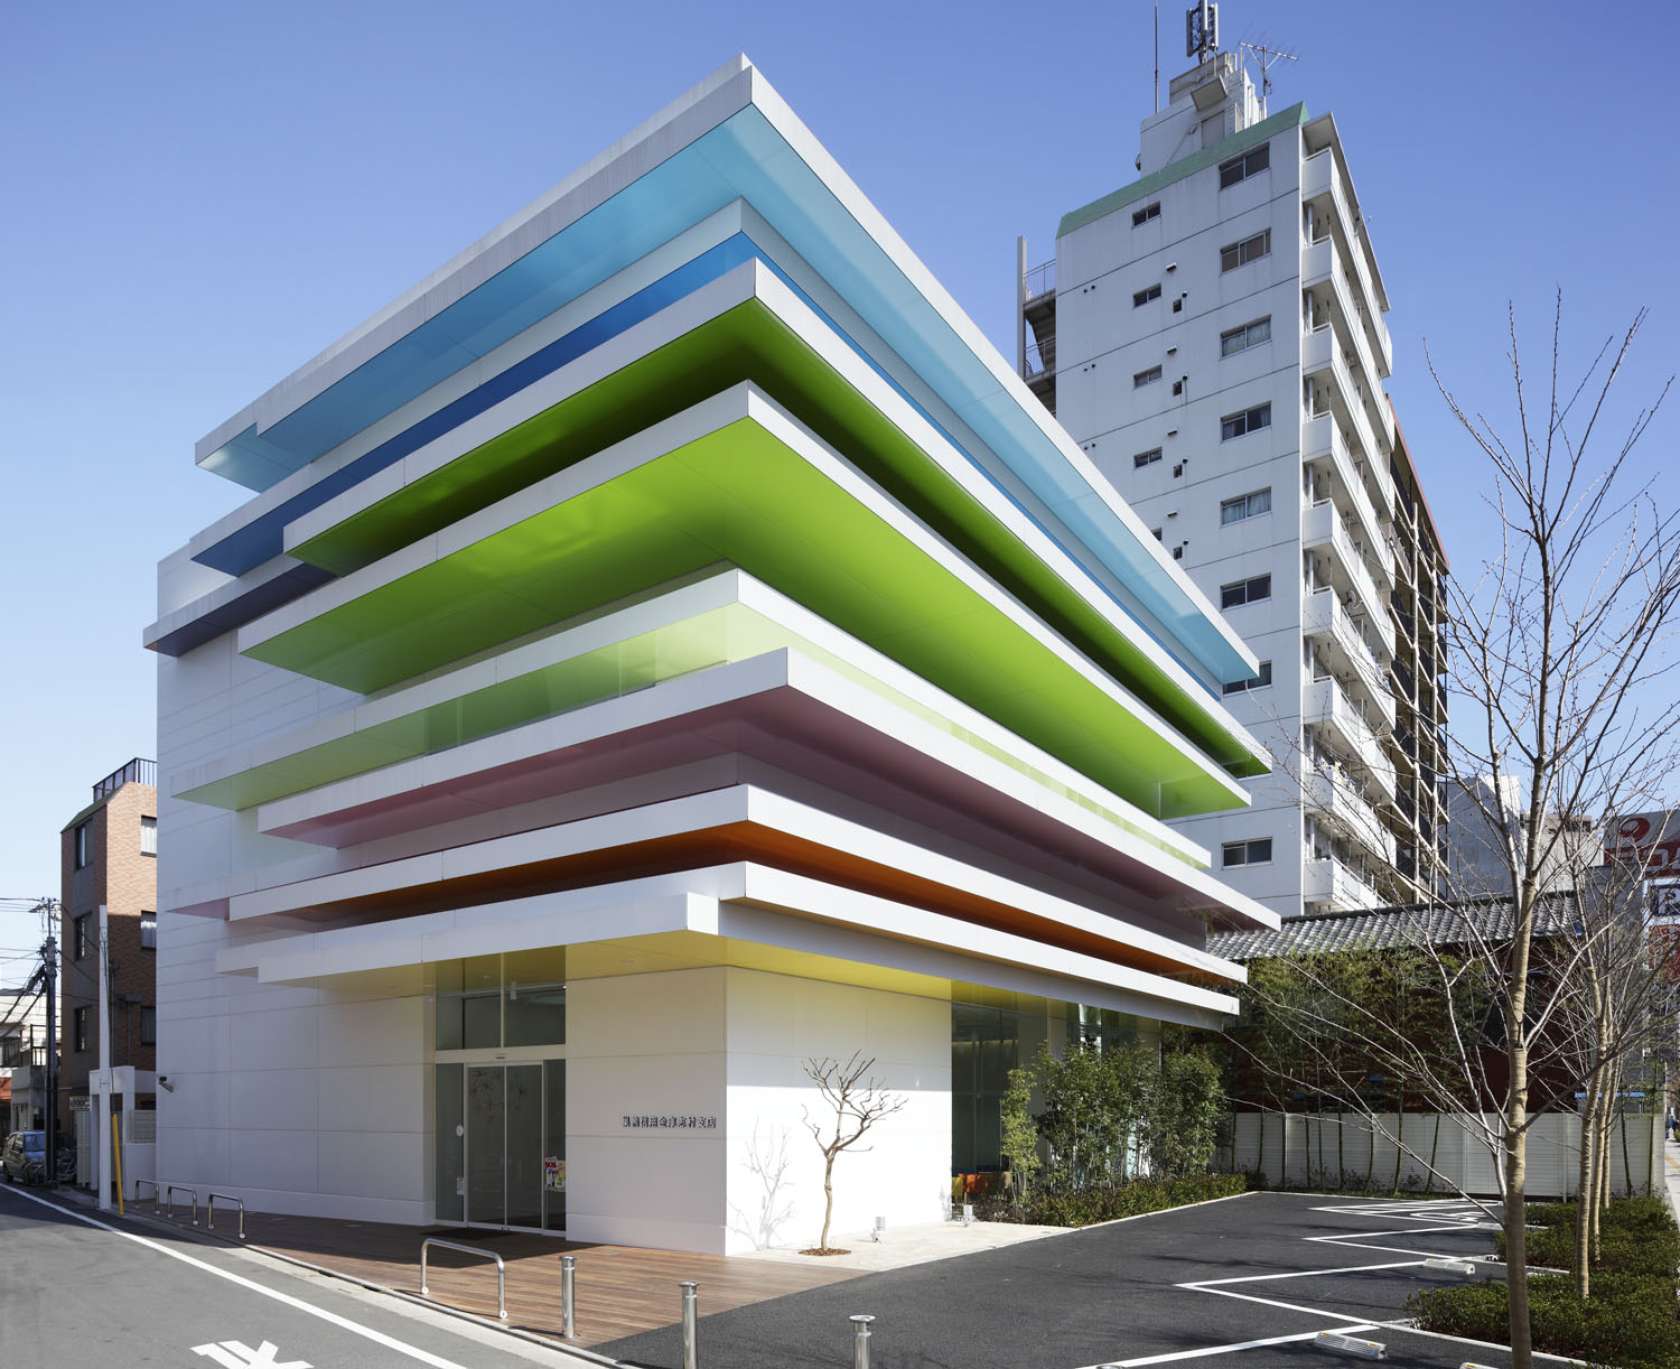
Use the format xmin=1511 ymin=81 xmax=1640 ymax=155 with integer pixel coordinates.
xmin=193 ymin=1340 xmax=311 ymax=1369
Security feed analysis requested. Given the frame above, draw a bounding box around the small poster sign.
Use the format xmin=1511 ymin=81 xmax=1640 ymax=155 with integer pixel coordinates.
xmin=544 ymin=1155 xmax=565 ymax=1192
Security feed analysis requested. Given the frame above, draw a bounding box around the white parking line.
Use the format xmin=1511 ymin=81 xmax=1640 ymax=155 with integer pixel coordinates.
xmin=5 ymin=1187 xmax=471 ymax=1369
xmin=1080 ymin=1323 xmax=1382 ymax=1367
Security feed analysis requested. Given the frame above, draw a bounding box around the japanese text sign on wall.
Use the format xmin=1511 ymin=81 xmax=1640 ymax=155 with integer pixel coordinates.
xmin=621 ymin=1113 xmax=718 ymax=1130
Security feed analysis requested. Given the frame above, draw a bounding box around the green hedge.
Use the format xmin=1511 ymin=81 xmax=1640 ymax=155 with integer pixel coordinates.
xmin=1412 ymin=1198 xmax=1680 ymax=1368
xmin=977 ymin=1172 xmax=1252 ymax=1227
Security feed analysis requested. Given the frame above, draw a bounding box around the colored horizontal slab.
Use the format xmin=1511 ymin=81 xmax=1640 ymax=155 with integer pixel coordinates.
xmin=282 ymin=265 xmax=1263 ymax=781
xmin=239 ymin=389 xmax=1246 ymax=817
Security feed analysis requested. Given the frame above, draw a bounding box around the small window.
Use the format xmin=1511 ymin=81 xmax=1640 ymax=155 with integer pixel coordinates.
xmin=140 ymin=913 xmax=157 ymax=951
xmin=1221 ymin=488 xmax=1273 ymax=526
xmin=1132 ymin=283 xmax=1162 ymax=308
xmin=1221 ymin=403 xmax=1272 ymax=441
xmin=1219 ymin=229 xmax=1272 ymax=273
xmin=74 ymin=913 xmax=91 ymax=962
xmin=1222 ymin=837 xmax=1274 ymax=867
xmin=1132 ymin=201 xmax=1161 ymax=227
xmin=139 ymin=1007 xmax=157 ymax=1048
xmin=1133 ymin=365 xmax=1163 ymax=388
xmin=1133 ymin=447 xmax=1163 ymax=469
xmin=1220 ymin=316 xmax=1273 ymax=357
xmin=73 ymin=821 xmax=90 ymax=871
xmin=140 ymin=816 xmax=157 ymax=857
xmin=1218 ymin=142 xmax=1271 ymax=189
xmin=1151 ymin=528 xmax=1164 ymax=541
xmin=1223 ymin=661 xmax=1274 ymax=696
xmin=1220 ymin=573 xmax=1273 ymax=608
xmin=73 ymin=1006 xmax=89 ymax=1055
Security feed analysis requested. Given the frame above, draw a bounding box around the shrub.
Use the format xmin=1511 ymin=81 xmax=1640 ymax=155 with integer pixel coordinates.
xmin=1496 ymin=1197 xmax=1680 ymax=1279
xmin=1408 ymin=1272 xmax=1680 ymax=1369
xmin=976 ymin=1171 xmax=1252 ymax=1227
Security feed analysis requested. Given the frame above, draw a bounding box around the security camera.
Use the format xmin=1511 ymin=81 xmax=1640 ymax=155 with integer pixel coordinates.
xmin=157 ymin=1075 xmax=175 ymax=1093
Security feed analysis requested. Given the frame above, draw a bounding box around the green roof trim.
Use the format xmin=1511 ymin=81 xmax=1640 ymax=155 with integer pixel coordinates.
xmin=247 ymin=411 xmax=1248 ymax=818
xmin=290 ymin=296 xmax=1265 ymax=781
xmin=1057 ymin=102 xmax=1309 ymax=240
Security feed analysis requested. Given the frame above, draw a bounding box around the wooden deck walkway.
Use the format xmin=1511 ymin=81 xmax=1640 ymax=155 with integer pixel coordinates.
xmin=191 ymin=1208 xmax=859 ymax=1348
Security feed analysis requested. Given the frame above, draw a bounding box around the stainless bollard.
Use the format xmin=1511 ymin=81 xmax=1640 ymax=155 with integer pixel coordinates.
xmin=679 ymin=1280 xmax=700 ymax=1369
xmin=560 ymin=1254 xmax=577 ymax=1339
xmin=850 ymin=1314 xmax=875 ymax=1369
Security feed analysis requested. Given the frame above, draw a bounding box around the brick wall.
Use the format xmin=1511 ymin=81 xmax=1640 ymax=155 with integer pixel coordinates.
xmin=59 ymin=780 xmax=157 ymax=1129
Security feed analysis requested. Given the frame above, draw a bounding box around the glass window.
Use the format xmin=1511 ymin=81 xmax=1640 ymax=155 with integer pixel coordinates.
xmin=436 ymin=955 xmax=502 ymax=1051
xmin=1222 ymin=661 xmax=1274 ymax=695
xmin=1221 ymin=488 xmax=1273 ymax=525
xmin=1218 ymin=142 xmax=1270 ymax=189
xmin=1222 ymin=838 xmax=1274 ymax=867
xmin=139 ymin=1007 xmax=156 ymax=1047
xmin=1220 ymin=573 xmax=1272 ymax=608
xmin=1221 ymin=316 xmax=1273 ymax=356
xmin=1132 ymin=283 xmax=1161 ymax=308
xmin=139 ymin=913 xmax=156 ymax=950
xmin=504 ymin=948 xmax=567 ymax=1048
xmin=140 ymin=816 xmax=157 ymax=857
xmin=73 ymin=1006 xmax=89 ymax=1054
xmin=1133 ymin=447 xmax=1163 ymax=469
xmin=1221 ymin=403 xmax=1273 ymax=441
xmin=74 ymin=821 xmax=90 ymax=870
xmin=74 ymin=913 xmax=91 ymax=961
xmin=434 ymin=1063 xmax=464 ymax=1222
xmin=1219 ymin=228 xmax=1271 ymax=272
xmin=1133 ymin=365 xmax=1162 ymax=388
xmin=1131 ymin=201 xmax=1160 ymax=227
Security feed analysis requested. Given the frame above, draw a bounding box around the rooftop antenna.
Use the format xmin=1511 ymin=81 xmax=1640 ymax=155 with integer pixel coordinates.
xmin=1186 ymin=1 xmax=1219 ymax=63
xmin=1239 ymin=38 xmax=1299 ymax=117
xmin=1153 ymin=2 xmax=1160 ymax=112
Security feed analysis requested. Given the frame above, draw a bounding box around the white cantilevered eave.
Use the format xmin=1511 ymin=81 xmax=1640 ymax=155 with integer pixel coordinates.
xmin=272 ymin=259 xmax=1267 ymax=778
xmin=194 ymin=56 xmax=1255 ymax=685
xmin=236 ymin=385 xmax=1253 ymax=812
xmin=213 ymin=864 xmax=1241 ymax=1030
xmin=219 ymin=783 xmax=1247 ymax=987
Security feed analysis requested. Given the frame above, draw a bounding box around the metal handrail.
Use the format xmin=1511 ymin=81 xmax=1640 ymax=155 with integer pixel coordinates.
xmin=207 ymin=1192 xmax=246 ymax=1240
xmin=165 ymin=1183 xmax=199 ymax=1226
xmin=420 ymin=1237 xmax=507 ymax=1320
xmin=133 ymin=1178 xmax=160 ymax=1214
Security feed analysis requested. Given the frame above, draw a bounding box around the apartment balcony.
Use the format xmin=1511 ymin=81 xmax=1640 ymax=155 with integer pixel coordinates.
xmin=1302 ymin=236 xmax=1394 ymax=451
xmin=1302 ymin=327 xmax=1393 ymax=513
xmin=1302 ymin=589 xmax=1396 ymax=729
xmin=92 ymin=756 xmax=157 ymax=802
xmin=1302 ymin=500 xmax=1395 ymax=653
xmin=1300 ymin=149 xmax=1393 ymax=374
xmin=1304 ymin=675 xmax=1398 ymax=801
xmin=1303 ymin=854 xmax=1384 ymax=912
xmin=1304 ymin=762 xmax=1398 ymax=867
xmin=1301 ymin=414 xmax=1393 ymax=582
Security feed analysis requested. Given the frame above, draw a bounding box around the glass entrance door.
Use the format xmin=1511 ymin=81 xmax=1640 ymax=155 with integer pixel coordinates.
xmin=437 ymin=1060 xmax=564 ymax=1231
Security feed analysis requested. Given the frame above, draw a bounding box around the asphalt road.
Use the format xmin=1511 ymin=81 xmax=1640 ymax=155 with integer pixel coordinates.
xmin=0 ymin=1181 xmax=574 ymax=1369
xmin=601 ymin=1192 xmax=1514 ymax=1369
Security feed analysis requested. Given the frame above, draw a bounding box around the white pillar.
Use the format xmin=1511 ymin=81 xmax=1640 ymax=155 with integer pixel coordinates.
xmin=96 ymin=904 xmax=112 ymax=1213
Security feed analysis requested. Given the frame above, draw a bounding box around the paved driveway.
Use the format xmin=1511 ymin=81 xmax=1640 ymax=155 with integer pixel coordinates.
xmin=602 ymin=1192 xmax=1517 ymax=1368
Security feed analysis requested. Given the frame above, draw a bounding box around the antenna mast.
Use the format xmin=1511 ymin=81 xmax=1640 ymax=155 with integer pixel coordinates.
xmin=1238 ymin=38 xmax=1299 ymax=117
xmin=1154 ymin=2 xmax=1160 ymax=112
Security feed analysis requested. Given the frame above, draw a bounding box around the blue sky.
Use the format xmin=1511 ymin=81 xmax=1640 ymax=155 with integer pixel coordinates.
xmin=1 ymin=1 xmax=1675 ymax=976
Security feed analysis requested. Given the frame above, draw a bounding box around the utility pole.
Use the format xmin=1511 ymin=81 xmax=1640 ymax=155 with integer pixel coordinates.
xmin=97 ymin=903 xmax=112 ymax=1212
xmin=40 ymin=915 xmax=59 ymax=1188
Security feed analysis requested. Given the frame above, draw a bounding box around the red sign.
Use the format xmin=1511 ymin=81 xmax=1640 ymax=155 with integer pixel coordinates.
xmin=1605 ymin=812 xmax=1680 ymax=877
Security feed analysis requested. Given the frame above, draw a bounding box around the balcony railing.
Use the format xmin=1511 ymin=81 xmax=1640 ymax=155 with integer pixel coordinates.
xmin=1302 ymin=590 xmax=1396 ymax=727
xmin=1024 ymin=334 xmax=1054 ymax=381
xmin=1303 ymin=854 xmax=1383 ymax=912
xmin=1302 ymin=238 xmax=1393 ymax=454
xmin=1301 ymin=414 xmax=1392 ymax=581
xmin=1023 ymin=258 xmax=1057 ymax=303
xmin=92 ymin=757 xmax=157 ymax=802
xmin=1304 ymin=762 xmax=1397 ymax=866
xmin=1300 ymin=149 xmax=1393 ymax=372
xmin=1304 ymin=676 xmax=1398 ymax=800
xmin=1302 ymin=502 xmax=1395 ymax=654
xmin=1303 ymin=328 xmax=1392 ymax=512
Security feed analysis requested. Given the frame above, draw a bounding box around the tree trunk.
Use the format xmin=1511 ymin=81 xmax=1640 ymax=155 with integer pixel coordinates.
xmin=1392 ymin=1082 xmax=1405 ymax=1194
xmin=1504 ymin=1114 xmax=1533 ymax=1369
xmin=820 ymin=1153 xmax=835 ymax=1250
xmin=1575 ymin=1078 xmax=1598 ymax=1297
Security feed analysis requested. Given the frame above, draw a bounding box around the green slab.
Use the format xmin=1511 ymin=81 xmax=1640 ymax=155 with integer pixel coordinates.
xmin=289 ymin=297 xmax=1263 ymax=781
xmin=250 ymin=416 xmax=1243 ymax=818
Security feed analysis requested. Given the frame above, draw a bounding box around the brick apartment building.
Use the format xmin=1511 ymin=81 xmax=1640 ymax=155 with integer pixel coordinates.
xmin=59 ymin=757 xmax=157 ymax=1134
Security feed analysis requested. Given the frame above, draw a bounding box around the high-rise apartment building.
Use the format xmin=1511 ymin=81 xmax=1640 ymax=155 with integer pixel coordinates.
xmin=1020 ymin=40 xmax=1444 ymax=920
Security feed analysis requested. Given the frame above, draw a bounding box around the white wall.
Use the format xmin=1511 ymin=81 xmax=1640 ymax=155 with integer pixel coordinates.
xmin=566 ymin=965 xmax=950 ymax=1255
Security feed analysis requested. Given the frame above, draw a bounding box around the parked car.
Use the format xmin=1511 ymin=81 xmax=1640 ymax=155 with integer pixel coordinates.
xmin=1 ymin=1130 xmax=45 ymax=1183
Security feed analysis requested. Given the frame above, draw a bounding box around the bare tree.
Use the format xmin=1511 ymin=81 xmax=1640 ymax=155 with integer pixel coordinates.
xmin=1224 ymin=297 xmax=1678 ymax=1368
xmin=800 ymin=1052 xmax=906 ymax=1255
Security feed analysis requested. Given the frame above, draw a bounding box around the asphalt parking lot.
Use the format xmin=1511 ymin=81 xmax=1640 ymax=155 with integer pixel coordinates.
xmin=602 ymin=1192 xmax=1521 ymax=1369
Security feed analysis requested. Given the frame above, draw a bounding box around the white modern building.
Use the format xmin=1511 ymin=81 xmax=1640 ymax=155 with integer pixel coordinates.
xmin=146 ymin=58 xmax=1276 ymax=1254
xmin=1020 ymin=37 xmax=1441 ymax=921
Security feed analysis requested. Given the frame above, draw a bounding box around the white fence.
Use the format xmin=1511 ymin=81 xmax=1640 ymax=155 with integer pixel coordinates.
xmin=1221 ymin=1110 xmax=1663 ymax=1199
